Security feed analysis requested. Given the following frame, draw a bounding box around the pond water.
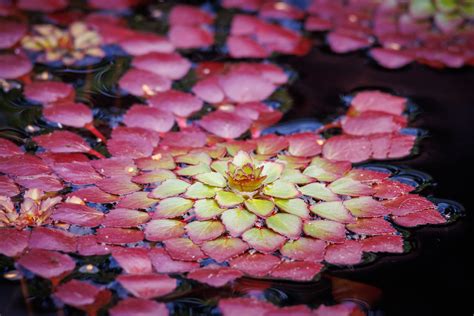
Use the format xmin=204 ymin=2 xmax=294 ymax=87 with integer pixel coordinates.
xmin=1 ymin=2 xmax=472 ymax=315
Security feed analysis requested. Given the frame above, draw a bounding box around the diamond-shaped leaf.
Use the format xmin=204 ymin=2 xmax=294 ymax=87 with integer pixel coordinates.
xmin=195 ymin=172 xmax=227 ymax=187
xmin=280 ymin=168 xmax=313 ymax=184
xmin=221 ymin=208 xmax=257 ymax=236
xmin=310 ymin=201 xmax=355 ymax=223
xmin=263 ymin=180 xmax=299 ymax=199
xmin=176 ymin=163 xmax=211 ymax=176
xmin=266 ymin=213 xmax=302 ymax=239
xmin=274 ymin=198 xmax=309 ymax=218
xmin=201 ymin=237 xmax=249 ymax=262
xmin=298 ymin=182 xmax=340 ymax=201
xmin=260 ymin=162 xmax=284 ymax=184
xmin=242 ymin=228 xmax=286 ymax=253
xmin=303 ymin=220 xmax=346 ymax=242
xmin=280 ymin=237 xmax=326 ymax=262
xmin=144 ymin=219 xmax=185 ymax=241
xmin=244 ymin=198 xmax=275 ymax=217
xmin=328 ymin=177 xmax=374 ymax=196
xmin=303 ymin=157 xmax=351 ymax=182
xmin=185 ymin=220 xmax=225 ymax=243
xmin=344 ymin=196 xmax=389 ymax=217
xmin=229 ymin=253 xmax=281 ymax=277
xmin=184 ymin=182 xmax=218 ymax=199
xmin=215 ymin=191 xmax=244 ymax=207
xmin=270 ymin=261 xmax=323 ymax=281
xmin=163 ymin=238 xmax=205 ymax=261
xmin=153 ymin=197 xmax=193 ymax=218
xmin=193 ymin=199 xmax=225 ymax=220
xmin=132 ymin=170 xmax=176 ymax=184
xmin=149 ymin=179 xmax=190 ymax=199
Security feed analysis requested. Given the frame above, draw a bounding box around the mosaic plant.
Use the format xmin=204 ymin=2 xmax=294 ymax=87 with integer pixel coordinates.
xmin=0 ymin=0 xmax=465 ymax=315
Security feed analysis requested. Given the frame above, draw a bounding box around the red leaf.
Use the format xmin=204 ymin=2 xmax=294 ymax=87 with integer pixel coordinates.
xmin=17 ymin=249 xmax=75 ymax=279
xmin=0 ymin=175 xmax=20 ymax=197
xmin=351 ymin=90 xmax=406 ymax=116
xmin=102 ymin=208 xmax=150 ymax=227
xmin=346 ymin=218 xmax=397 ymax=235
xmin=169 ymin=5 xmax=213 ymax=26
xmin=52 ymin=202 xmax=104 ymax=227
xmin=383 ymin=194 xmax=436 ymax=216
xmin=111 ymin=247 xmax=152 ymax=274
xmin=148 ymin=248 xmax=198 ymax=273
xmin=219 ymin=298 xmax=277 ymax=316
xmin=163 ymin=237 xmax=206 ymax=261
xmin=341 ymin=111 xmax=406 ymax=136
xmin=168 ymin=25 xmax=214 ymax=49
xmin=371 ymin=48 xmax=414 ymax=69
xmin=29 ymin=227 xmax=76 ymax=253
xmin=327 ymin=30 xmax=372 ymax=53
xmin=43 ymin=102 xmax=93 ymax=129
xmin=0 ymin=228 xmax=29 ymax=257
xmin=148 ymin=90 xmax=203 ymax=118
xmin=0 ymin=154 xmax=51 ymax=177
xmin=123 ymin=104 xmax=175 ymax=133
xmin=227 ymin=35 xmax=269 ymax=58
xmin=96 ymin=176 xmax=141 ymax=195
xmin=0 ymin=53 xmax=32 ymax=79
xmin=270 ymin=261 xmax=323 ymax=281
xmin=117 ymin=274 xmax=177 ymax=299
xmin=116 ymin=192 xmax=157 ymax=209
xmin=360 ymin=235 xmax=404 ymax=253
xmin=119 ymin=68 xmax=171 ymax=97
xmin=133 ymin=52 xmax=191 ymax=80
xmin=198 ymin=110 xmax=252 ymax=139
xmin=118 ymin=32 xmax=174 ymax=56
xmin=55 ymin=279 xmax=111 ymax=312
xmin=51 ymin=161 xmax=102 ymax=185
xmin=287 ymin=133 xmax=322 ymax=157
xmin=324 ymin=240 xmax=363 ymax=265
xmin=373 ymin=179 xmax=414 ymax=199
xmin=0 ymin=20 xmax=27 ymax=49
xmin=76 ymin=235 xmax=110 ymax=256
xmin=24 ymin=81 xmax=74 ymax=105
xmin=91 ymin=158 xmax=138 ymax=177
xmin=229 ymin=253 xmax=281 ymax=277
xmin=160 ymin=131 xmax=207 ymax=148
xmin=95 ymin=227 xmax=144 ymax=244
xmin=17 ymin=0 xmax=68 ymax=12
xmin=14 ymin=173 xmax=64 ymax=191
xmin=110 ymin=298 xmax=168 ymax=316
xmin=33 ymin=131 xmax=96 ymax=155
xmin=0 ymin=138 xmax=22 ymax=157
xmin=188 ymin=265 xmax=244 ymax=287
xmin=322 ymin=135 xmax=372 ymax=163
xmin=393 ymin=209 xmax=446 ymax=227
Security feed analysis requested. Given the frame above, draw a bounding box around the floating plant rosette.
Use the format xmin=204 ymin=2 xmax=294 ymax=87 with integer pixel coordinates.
xmin=0 ymin=0 xmax=467 ymax=315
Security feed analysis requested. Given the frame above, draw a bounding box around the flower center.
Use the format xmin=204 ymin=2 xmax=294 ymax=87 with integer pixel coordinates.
xmin=227 ymin=162 xmax=267 ymax=193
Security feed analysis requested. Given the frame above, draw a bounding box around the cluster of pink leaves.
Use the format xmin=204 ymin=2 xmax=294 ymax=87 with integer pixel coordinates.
xmin=0 ymin=1 xmax=454 ymax=315
xmin=305 ymin=0 xmax=474 ymax=69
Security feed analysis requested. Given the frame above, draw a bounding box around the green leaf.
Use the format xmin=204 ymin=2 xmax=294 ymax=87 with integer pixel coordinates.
xmin=154 ymin=197 xmax=194 ymax=218
xmin=184 ymin=182 xmax=218 ymax=199
xmin=195 ymin=172 xmax=227 ymax=188
xmin=185 ymin=220 xmax=225 ymax=243
xmin=176 ymin=163 xmax=211 ymax=176
xmin=310 ymin=201 xmax=354 ymax=223
xmin=262 ymin=180 xmax=299 ymax=199
xmin=260 ymin=162 xmax=284 ymax=184
xmin=242 ymin=228 xmax=286 ymax=253
xmin=298 ymin=182 xmax=340 ymax=201
xmin=244 ymin=198 xmax=275 ymax=217
xmin=193 ymin=199 xmax=226 ymax=220
xmin=221 ymin=208 xmax=256 ymax=236
xmin=149 ymin=179 xmax=190 ymax=199
xmin=266 ymin=213 xmax=302 ymax=239
xmin=274 ymin=198 xmax=309 ymax=218
xmin=215 ymin=191 xmax=244 ymax=207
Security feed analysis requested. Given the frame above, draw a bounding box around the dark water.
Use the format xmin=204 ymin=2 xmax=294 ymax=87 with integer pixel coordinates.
xmin=1 ymin=43 xmax=473 ymax=315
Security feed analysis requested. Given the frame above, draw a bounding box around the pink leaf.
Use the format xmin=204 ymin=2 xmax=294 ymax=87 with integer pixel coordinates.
xmin=52 ymin=202 xmax=104 ymax=227
xmin=324 ymin=240 xmax=363 ymax=265
xmin=55 ymin=279 xmax=111 ymax=312
xmin=270 ymin=261 xmax=323 ymax=281
xmin=198 ymin=110 xmax=252 ymax=139
xmin=119 ymin=32 xmax=174 ymax=56
xmin=96 ymin=176 xmax=141 ymax=195
xmin=360 ymin=235 xmax=404 ymax=253
xmin=110 ymin=298 xmax=168 ymax=316
xmin=229 ymin=253 xmax=281 ymax=277
xmin=0 ymin=228 xmax=29 ymax=257
xmin=346 ymin=218 xmax=397 ymax=235
xmin=219 ymin=297 xmax=277 ymax=316
xmin=393 ymin=209 xmax=446 ymax=227
xmin=168 ymin=25 xmax=214 ymax=49
xmin=0 ymin=53 xmax=32 ymax=79
xmin=17 ymin=249 xmax=75 ymax=279
xmin=123 ymin=105 xmax=175 ymax=133
xmin=163 ymin=237 xmax=206 ymax=261
xmin=102 ymin=208 xmax=150 ymax=228
xmin=188 ymin=265 xmax=244 ymax=287
xmin=0 ymin=20 xmax=27 ymax=49
xmin=133 ymin=52 xmax=191 ymax=80
xmin=322 ymin=135 xmax=372 ymax=163
xmin=148 ymin=248 xmax=199 ymax=273
xmin=148 ymin=90 xmax=203 ymax=118
xmin=111 ymin=247 xmax=153 ymax=274
xmin=350 ymin=90 xmax=406 ymax=116
xmin=43 ymin=102 xmax=93 ymax=128
xmin=117 ymin=274 xmax=177 ymax=299
xmin=29 ymin=227 xmax=76 ymax=253
xmin=95 ymin=227 xmax=144 ymax=244
xmin=24 ymin=81 xmax=74 ymax=104
xmin=119 ymin=68 xmax=171 ymax=97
